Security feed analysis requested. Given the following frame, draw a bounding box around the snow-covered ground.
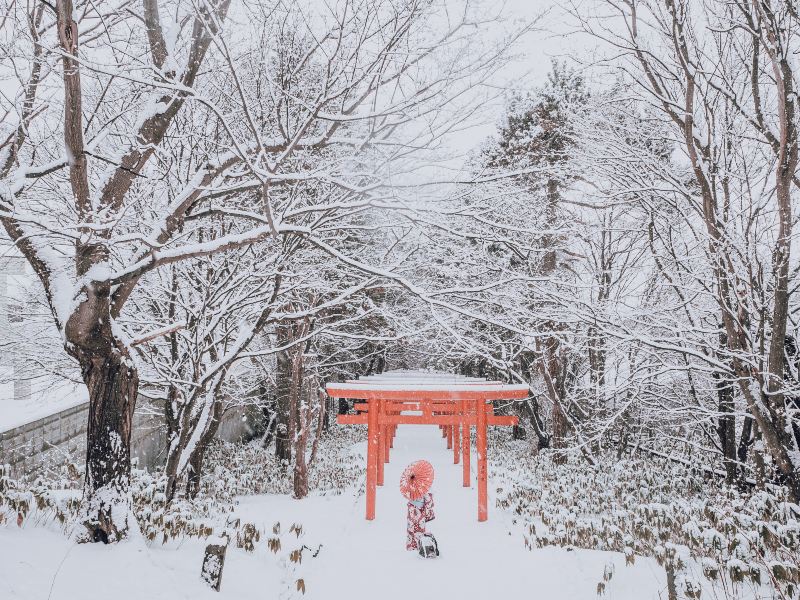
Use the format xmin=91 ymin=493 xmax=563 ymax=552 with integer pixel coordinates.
xmin=0 ymin=425 xmax=668 ymax=600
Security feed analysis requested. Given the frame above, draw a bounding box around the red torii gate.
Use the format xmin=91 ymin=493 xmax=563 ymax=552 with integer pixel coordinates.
xmin=327 ymin=370 xmax=529 ymax=522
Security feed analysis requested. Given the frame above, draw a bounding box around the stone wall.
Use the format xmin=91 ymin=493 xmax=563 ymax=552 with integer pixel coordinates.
xmin=0 ymin=399 xmax=255 ymax=477
xmin=0 ymin=402 xmax=88 ymax=476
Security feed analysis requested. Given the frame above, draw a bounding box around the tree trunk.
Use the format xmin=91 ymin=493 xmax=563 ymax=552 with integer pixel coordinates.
xmin=165 ymin=384 xmax=225 ymax=502
xmin=629 ymin=0 xmax=800 ymax=500
xmin=588 ymin=323 xmax=606 ymax=402
xmin=165 ymin=268 xmax=180 ymax=448
xmin=715 ymin=382 xmax=736 ymax=483
xmin=551 ymin=400 xmax=568 ymax=464
xmin=539 ymin=175 xmax=567 ymax=462
xmin=736 ymin=415 xmax=753 ymax=491
xmin=541 ymin=177 xmax=559 ymax=273
xmin=716 ymin=390 xmax=736 ymax=486
xmin=291 ymin=339 xmax=308 ymax=499
xmin=261 ymin=403 xmax=277 ymax=448
xmin=293 ymin=442 xmax=309 ymax=500
xmin=753 ymin=424 xmax=766 ymax=491
xmin=78 ymin=348 xmax=139 ymax=543
xmin=541 ymin=336 xmax=567 ymax=463
xmin=714 ymin=331 xmax=737 ymax=485
xmin=183 ymin=389 xmax=226 ymax=501
xmin=616 ymin=427 xmax=628 ymax=460
xmin=66 ymin=249 xmax=139 ymax=542
xmin=186 ymin=447 xmax=204 ymax=499
xmin=274 ymin=324 xmax=293 ymax=463
xmin=320 ymin=392 xmax=333 ymax=432
xmin=41 ymin=0 xmax=232 ymax=542
xmin=185 ymin=435 xmax=218 ymax=500
xmin=665 ymin=560 xmax=678 ymax=600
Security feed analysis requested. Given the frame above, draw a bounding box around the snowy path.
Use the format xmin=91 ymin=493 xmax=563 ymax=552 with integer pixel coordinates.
xmin=235 ymin=425 xmax=667 ymax=599
xmin=0 ymin=425 xmax=667 ymax=600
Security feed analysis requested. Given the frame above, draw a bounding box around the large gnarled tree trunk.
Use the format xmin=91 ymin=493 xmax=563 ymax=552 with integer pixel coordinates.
xmin=71 ymin=331 xmax=139 ymax=541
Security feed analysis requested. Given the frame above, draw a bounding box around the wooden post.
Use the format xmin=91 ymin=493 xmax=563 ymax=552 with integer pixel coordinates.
xmin=447 ymin=424 xmax=453 ymax=449
xmin=366 ymin=398 xmax=378 ymax=520
xmin=384 ymin=420 xmax=391 ymax=464
xmin=201 ymin=534 xmax=229 ymax=591
xmin=462 ymin=401 xmax=471 ymax=487
xmin=383 ymin=409 xmax=391 ymax=463
xmin=477 ymin=398 xmax=488 ymax=521
xmin=453 ymin=405 xmax=460 ymax=464
xmin=377 ymin=400 xmax=385 ymax=486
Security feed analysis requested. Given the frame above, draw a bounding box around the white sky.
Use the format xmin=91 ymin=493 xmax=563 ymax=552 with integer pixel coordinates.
xmin=440 ymin=0 xmax=593 ymax=165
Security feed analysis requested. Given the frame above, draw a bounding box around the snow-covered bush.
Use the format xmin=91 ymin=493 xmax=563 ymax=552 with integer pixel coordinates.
xmin=1 ymin=425 xmax=363 ymax=541
xmin=490 ymin=433 xmax=800 ymax=599
xmin=194 ymin=424 xmax=365 ymax=500
xmin=0 ymin=463 xmax=81 ymax=529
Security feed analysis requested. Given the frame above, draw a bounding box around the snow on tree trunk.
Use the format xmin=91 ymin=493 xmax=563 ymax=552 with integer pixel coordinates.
xmin=73 ymin=330 xmax=139 ymax=542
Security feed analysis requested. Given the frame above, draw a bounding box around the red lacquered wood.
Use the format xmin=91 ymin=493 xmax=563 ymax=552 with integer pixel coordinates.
xmin=366 ymin=398 xmax=378 ymax=520
xmin=477 ymin=399 xmax=488 ymax=522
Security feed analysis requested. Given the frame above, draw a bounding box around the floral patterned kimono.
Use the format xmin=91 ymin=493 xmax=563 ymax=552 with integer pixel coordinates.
xmin=406 ymin=492 xmax=435 ymax=550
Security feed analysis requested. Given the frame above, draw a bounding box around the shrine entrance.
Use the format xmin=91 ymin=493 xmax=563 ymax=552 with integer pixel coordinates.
xmin=327 ymin=370 xmax=529 ymax=522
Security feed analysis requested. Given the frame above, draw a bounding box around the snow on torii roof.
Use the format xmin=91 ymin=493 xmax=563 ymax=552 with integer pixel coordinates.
xmin=327 ymin=369 xmax=529 ymax=400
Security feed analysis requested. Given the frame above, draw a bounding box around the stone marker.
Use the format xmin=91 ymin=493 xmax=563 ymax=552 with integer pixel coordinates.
xmin=201 ymin=533 xmax=229 ymax=592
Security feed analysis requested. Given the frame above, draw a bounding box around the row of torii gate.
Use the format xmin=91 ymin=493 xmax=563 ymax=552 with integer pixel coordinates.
xmin=327 ymin=370 xmax=529 ymax=522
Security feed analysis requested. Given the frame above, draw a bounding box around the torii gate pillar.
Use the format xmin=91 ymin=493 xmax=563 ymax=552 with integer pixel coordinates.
xmin=476 ymin=399 xmax=488 ymax=521
xmin=366 ymin=398 xmax=379 ymax=520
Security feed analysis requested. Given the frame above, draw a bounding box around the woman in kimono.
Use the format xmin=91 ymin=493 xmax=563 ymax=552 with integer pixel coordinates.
xmin=406 ymin=492 xmax=435 ymax=550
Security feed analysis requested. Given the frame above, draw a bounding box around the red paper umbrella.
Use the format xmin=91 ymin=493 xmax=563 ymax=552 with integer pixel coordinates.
xmin=399 ymin=460 xmax=435 ymax=501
